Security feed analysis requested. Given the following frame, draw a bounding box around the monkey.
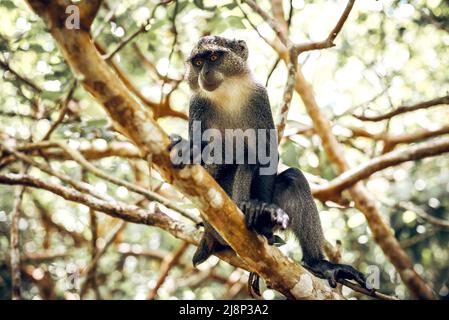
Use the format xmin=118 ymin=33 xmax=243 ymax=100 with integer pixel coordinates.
xmin=169 ymin=36 xmax=368 ymax=289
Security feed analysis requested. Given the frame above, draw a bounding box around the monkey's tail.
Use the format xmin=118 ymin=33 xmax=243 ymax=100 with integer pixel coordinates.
xmin=272 ymin=168 xmax=325 ymax=264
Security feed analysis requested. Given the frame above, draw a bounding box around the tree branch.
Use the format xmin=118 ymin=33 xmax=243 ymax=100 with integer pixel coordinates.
xmin=78 ymin=0 xmax=103 ymax=31
xmin=354 ymin=94 xmax=449 ymax=122
xmin=18 ymin=140 xmax=142 ymax=160
xmin=0 ymin=59 xmax=43 ymax=93
xmin=80 ymin=220 xmax=126 ymax=296
xmin=103 ymin=0 xmax=173 ymax=60
xmin=147 ymin=241 xmax=189 ymax=299
xmin=293 ymin=0 xmax=356 ymax=53
xmin=398 ymin=202 xmax=449 ymax=231
xmin=313 ymin=137 xmax=449 ymax=201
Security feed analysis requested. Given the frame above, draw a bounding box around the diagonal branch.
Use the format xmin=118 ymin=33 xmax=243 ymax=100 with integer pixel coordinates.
xmin=241 ymin=0 xmax=291 ymax=47
xmin=78 ymin=0 xmax=103 ymax=31
xmin=293 ymin=0 xmax=355 ymax=53
xmin=147 ymin=241 xmax=189 ymax=299
xmin=103 ymin=0 xmax=173 ymax=60
xmin=0 ymin=59 xmax=43 ymax=93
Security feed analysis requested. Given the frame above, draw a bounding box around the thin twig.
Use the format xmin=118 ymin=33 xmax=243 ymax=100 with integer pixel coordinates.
xmin=0 ymin=59 xmax=43 ymax=93
xmin=80 ymin=221 xmax=126 ymax=296
xmin=339 ymin=279 xmax=399 ymax=300
xmin=41 ymin=81 xmax=77 ymax=141
xmin=235 ymin=0 xmax=275 ymax=48
xmin=294 ymin=0 xmax=356 ymax=53
xmin=158 ymin=0 xmax=179 ymax=108
xmin=354 ymin=94 xmax=449 ymax=122
xmin=241 ymin=0 xmax=291 ymax=46
xmin=147 ymin=241 xmax=189 ymax=299
xmin=398 ymin=202 xmax=449 ymax=231
xmin=54 ymin=141 xmax=200 ymax=223
xmin=103 ymin=0 xmax=173 ymax=61
xmin=265 ymin=58 xmax=280 ymax=86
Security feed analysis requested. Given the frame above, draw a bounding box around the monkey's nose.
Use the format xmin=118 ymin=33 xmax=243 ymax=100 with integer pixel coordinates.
xmin=202 ymin=71 xmax=215 ymax=84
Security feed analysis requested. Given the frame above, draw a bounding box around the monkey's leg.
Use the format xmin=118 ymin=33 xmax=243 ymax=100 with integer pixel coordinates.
xmin=237 ymin=167 xmax=290 ymax=243
xmin=273 ymin=168 xmax=369 ymax=289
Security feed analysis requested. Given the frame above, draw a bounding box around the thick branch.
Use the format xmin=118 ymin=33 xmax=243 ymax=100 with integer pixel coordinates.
xmin=78 ymin=0 xmax=102 ymax=31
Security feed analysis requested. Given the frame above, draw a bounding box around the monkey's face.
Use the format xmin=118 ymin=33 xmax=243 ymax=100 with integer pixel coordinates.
xmin=190 ymin=51 xmax=225 ymax=92
xmin=187 ymin=36 xmax=249 ymax=93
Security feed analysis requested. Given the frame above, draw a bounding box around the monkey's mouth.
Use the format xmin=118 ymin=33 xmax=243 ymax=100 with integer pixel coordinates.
xmin=199 ymin=77 xmax=223 ymax=92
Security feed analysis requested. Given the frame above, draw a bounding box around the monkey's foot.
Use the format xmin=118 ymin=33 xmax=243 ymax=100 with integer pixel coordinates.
xmin=305 ymin=259 xmax=370 ymax=289
xmin=239 ymin=200 xmax=290 ymax=242
xmin=168 ymin=134 xmax=202 ymax=169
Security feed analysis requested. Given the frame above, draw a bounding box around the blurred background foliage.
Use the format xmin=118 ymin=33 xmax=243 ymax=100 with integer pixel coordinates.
xmin=0 ymin=0 xmax=448 ymax=300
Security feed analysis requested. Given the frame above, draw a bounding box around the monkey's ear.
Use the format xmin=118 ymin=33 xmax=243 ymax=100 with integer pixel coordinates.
xmin=236 ymin=39 xmax=249 ymax=61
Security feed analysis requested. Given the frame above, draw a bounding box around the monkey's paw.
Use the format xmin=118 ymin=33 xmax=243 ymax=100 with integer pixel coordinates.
xmin=168 ymin=134 xmax=202 ymax=169
xmin=239 ymin=200 xmax=290 ymax=241
xmin=305 ymin=259 xmax=371 ymax=290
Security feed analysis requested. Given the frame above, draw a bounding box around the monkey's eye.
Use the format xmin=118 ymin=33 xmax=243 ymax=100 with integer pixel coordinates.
xmin=193 ymin=59 xmax=204 ymax=67
xmin=210 ymin=53 xmax=219 ymax=62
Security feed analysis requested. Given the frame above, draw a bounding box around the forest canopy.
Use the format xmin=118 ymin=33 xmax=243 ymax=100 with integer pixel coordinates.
xmin=0 ymin=0 xmax=448 ymax=300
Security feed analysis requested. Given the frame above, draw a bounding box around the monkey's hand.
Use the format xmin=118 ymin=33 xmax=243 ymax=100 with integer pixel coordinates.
xmin=238 ymin=200 xmax=290 ymax=244
xmin=305 ymin=259 xmax=370 ymax=290
xmin=168 ymin=134 xmax=202 ymax=169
